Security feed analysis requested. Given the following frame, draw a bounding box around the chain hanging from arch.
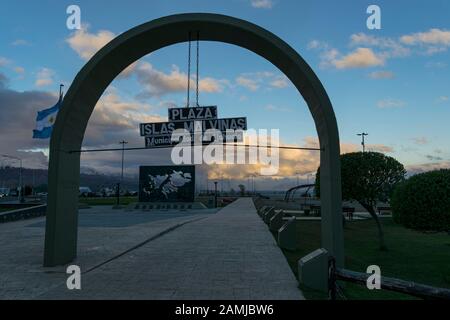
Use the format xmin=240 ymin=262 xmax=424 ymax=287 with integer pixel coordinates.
xmin=186 ymin=31 xmax=201 ymax=108
xmin=196 ymin=31 xmax=200 ymax=107
xmin=186 ymin=32 xmax=192 ymax=108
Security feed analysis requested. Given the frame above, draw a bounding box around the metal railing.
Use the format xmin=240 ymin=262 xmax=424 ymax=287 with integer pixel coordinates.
xmin=328 ymin=258 xmax=450 ymax=300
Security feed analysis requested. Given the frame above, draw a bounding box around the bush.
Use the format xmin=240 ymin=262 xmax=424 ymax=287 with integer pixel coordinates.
xmin=391 ymin=169 xmax=450 ymax=231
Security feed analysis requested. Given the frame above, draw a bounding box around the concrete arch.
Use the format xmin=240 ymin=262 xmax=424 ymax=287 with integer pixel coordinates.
xmin=44 ymin=13 xmax=344 ymax=267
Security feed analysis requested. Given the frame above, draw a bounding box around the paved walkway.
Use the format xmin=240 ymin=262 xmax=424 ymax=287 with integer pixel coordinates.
xmin=1 ymin=199 xmax=303 ymax=300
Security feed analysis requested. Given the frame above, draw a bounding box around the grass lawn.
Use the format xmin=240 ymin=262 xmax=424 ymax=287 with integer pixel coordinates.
xmin=78 ymin=197 xmax=138 ymax=206
xmin=279 ymin=218 xmax=450 ymax=300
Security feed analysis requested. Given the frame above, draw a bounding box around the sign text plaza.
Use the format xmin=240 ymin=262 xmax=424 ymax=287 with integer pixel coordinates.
xmin=139 ymin=106 xmax=279 ymax=175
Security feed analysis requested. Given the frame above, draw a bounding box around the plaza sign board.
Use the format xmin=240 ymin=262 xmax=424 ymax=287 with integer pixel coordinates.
xmin=168 ymin=106 xmax=218 ymax=122
xmin=140 ymin=106 xmax=247 ymax=148
xmin=140 ymin=117 xmax=247 ymax=137
xmin=144 ymin=130 xmax=245 ymax=148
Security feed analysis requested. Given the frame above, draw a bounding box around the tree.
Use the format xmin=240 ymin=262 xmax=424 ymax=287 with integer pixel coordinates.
xmin=238 ymin=184 xmax=246 ymax=196
xmin=391 ymin=169 xmax=450 ymax=231
xmin=24 ymin=185 xmax=33 ymax=196
xmin=315 ymin=152 xmax=406 ymax=250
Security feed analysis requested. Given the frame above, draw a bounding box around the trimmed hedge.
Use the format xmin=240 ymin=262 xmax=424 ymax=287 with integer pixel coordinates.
xmin=391 ymin=169 xmax=450 ymax=231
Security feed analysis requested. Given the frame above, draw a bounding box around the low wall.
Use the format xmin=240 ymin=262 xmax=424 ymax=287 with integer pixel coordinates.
xmin=0 ymin=204 xmax=47 ymax=224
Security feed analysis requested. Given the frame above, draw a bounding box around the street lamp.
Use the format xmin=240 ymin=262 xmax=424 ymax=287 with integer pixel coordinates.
xmin=357 ymin=132 xmax=369 ymax=153
xmin=307 ymin=173 xmax=314 ymax=185
xmin=117 ymin=140 xmax=128 ymax=206
xmin=214 ymin=181 xmax=218 ymax=208
xmin=1 ymin=154 xmax=23 ymax=202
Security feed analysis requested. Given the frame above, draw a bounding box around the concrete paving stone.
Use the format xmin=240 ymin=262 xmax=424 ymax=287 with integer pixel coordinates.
xmin=1 ymin=199 xmax=303 ymax=300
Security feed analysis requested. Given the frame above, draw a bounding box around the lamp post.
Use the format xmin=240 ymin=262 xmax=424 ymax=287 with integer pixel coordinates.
xmin=118 ymin=140 xmax=128 ymax=206
xmin=307 ymin=173 xmax=314 ymax=185
xmin=214 ymin=181 xmax=218 ymax=208
xmin=357 ymin=132 xmax=369 ymax=153
xmin=1 ymin=154 xmax=23 ymax=202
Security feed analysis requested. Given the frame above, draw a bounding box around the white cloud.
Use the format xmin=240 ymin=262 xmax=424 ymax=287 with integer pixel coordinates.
xmin=66 ymin=25 xmax=115 ymax=60
xmin=307 ymin=40 xmax=328 ymax=50
xmin=11 ymin=39 xmax=31 ymax=46
xmin=236 ymin=76 xmax=259 ymax=91
xmin=377 ymin=98 xmax=406 ymax=109
xmin=401 ymin=28 xmax=450 ymax=46
xmin=436 ymin=96 xmax=449 ymax=103
xmin=368 ymin=70 xmax=395 ymax=79
xmin=412 ymin=137 xmax=429 ymax=145
xmin=0 ymin=57 xmax=11 ymax=67
xmin=332 ymin=48 xmax=385 ymax=69
xmin=350 ymin=33 xmax=410 ymax=58
xmin=310 ymin=39 xmax=385 ymax=69
xmin=84 ymin=89 xmax=165 ymax=147
xmin=135 ymin=62 xmax=224 ymax=98
xmin=270 ymin=76 xmax=289 ymax=88
xmin=250 ymin=0 xmax=274 ymax=9
xmin=35 ymin=68 xmax=55 ymax=87
xmin=14 ymin=67 xmax=25 ymax=74
xmin=366 ymin=144 xmax=394 ymax=153
xmin=406 ymin=161 xmax=450 ymax=175
xmin=236 ymin=72 xmax=288 ymax=91
xmin=400 ymin=29 xmax=450 ymax=56
xmin=425 ymin=61 xmax=447 ymax=68
xmin=265 ymin=104 xmax=291 ymax=112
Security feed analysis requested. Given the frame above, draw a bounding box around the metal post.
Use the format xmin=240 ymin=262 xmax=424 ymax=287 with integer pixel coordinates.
xmin=19 ymin=158 xmax=24 ymax=203
xmin=357 ymin=132 xmax=368 ymax=153
xmin=59 ymin=84 xmax=64 ymax=99
xmin=214 ymin=181 xmax=218 ymax=208
xmin=118 ymin=140 xmax=128 ymax=206
xmin=116 ymin=182 xmax=120 ymax=206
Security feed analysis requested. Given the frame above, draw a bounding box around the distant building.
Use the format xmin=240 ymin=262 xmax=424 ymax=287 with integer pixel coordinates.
xmin=0 ymin=187 xmax=11 ymax=196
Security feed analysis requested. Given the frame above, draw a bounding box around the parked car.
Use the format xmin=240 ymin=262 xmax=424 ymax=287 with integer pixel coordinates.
xmin=79 ymin=187 xmax=93 ymax=197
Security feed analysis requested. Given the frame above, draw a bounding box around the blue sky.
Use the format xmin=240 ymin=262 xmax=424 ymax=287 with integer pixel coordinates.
xmin=0 ymin=0 xmax=449 ymax=186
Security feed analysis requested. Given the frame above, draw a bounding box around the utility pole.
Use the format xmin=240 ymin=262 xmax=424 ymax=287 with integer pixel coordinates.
xmin=118 ymin=140 xmax=128 ymax=206
xmin=357 ymin=132 xmax=369 ymax=153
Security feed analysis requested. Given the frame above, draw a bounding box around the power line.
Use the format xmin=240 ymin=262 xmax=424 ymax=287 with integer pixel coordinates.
xmin=67 ymin=143 xmax=323 ymax=154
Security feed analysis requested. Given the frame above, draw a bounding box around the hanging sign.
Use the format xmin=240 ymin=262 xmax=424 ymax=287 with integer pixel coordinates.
xmin=168 ymin=106 xmax=218 ymax=122
xmin=140 ymin=106 xmax=247 ymax=148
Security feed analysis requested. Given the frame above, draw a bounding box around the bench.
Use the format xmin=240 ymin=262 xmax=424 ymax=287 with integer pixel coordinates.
xmin=342 ymin=207 xmax=355 ymax=220
xmin=310 ymin=205 xmax=321 ymax=217
xmin=377 ymin=206 xmax=392 ymax=215
xmin=306 ymin=205 xmax=356 ymax=220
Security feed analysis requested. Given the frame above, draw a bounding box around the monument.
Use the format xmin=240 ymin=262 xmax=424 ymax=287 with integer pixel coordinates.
xmin=139 ymin=165 xmax=195 ymax=203
xmin=44 ymin=13 xmax=343 ymax=268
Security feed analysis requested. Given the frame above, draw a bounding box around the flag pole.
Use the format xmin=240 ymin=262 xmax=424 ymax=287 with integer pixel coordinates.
xmin=59 ymin=84 xmax=64 ymax=100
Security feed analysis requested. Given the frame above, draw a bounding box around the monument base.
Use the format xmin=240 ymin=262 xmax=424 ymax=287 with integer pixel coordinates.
xmin=127 ymin=202 xmax=207 ymax=211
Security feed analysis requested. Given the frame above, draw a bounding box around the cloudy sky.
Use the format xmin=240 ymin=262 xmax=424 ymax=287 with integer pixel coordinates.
xmin=0 ymin=0 xmax=449 ymax=190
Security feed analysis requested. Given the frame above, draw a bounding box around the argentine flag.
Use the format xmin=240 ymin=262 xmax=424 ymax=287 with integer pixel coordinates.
xmin=33 ymin=98 xmax=61 ymax=139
